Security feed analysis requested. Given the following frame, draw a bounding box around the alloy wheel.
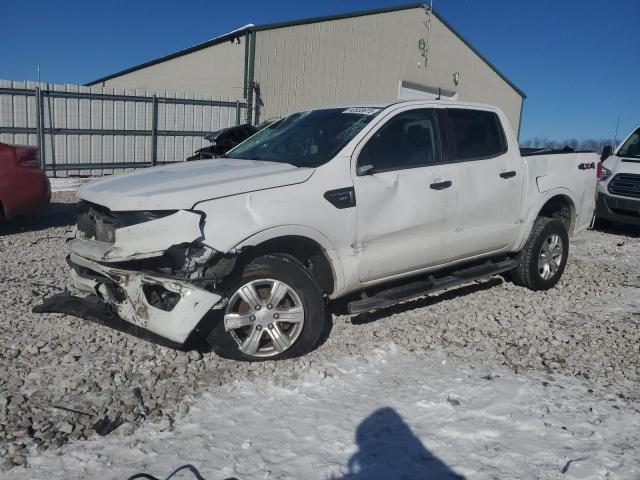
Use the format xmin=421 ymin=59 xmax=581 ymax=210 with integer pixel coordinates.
xmin=224 ymin=278 xmax=305 ymax=358
xmin=538 ymin=234 xmax=564 ymax=280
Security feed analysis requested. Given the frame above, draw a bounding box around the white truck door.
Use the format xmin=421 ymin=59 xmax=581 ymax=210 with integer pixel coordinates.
xmin=352 ymin=108 xmax=459 ymax=283
xmin=441 ymin=108 xmax=524 ymax=259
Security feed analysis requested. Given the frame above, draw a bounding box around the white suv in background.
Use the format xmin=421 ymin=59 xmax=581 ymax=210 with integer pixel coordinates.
xmin=596 ymin=126 xmax=640 ymax=227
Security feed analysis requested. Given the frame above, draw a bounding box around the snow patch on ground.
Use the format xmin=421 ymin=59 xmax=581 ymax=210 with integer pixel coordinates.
xmin=9 ymin=346 xmax=639 ymax=480
xmin=48 ymin=177 xmax=94 ymax=193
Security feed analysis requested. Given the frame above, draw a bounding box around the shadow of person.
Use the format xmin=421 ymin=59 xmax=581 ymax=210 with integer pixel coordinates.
xmin=332 ymin=407 xmax=465 ymax=480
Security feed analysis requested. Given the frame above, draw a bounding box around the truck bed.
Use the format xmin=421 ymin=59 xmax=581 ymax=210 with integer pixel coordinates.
xmin=522 ymin=150 xmax=598 ymax=235
xmin=520 ymin=146 xmax=596 ymax=157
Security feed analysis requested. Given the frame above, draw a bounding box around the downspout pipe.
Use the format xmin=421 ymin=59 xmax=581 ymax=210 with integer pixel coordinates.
xmin=243 ymin=31 xmax=256 ymax=124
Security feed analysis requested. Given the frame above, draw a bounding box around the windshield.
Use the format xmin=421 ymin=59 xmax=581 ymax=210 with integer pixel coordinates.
xmin=225 ymin=107 xmax=383 ymax=167
xmin=617 ymin=128 xmax=640 ymax=158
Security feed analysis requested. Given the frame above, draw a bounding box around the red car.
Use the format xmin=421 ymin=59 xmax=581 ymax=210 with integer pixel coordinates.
xmin=0 ymin=142 xmax=50 ymax=220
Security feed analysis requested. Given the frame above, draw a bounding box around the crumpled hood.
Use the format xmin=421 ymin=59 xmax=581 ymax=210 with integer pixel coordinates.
xmin=78 ymin=159 xmax=314 ymax=211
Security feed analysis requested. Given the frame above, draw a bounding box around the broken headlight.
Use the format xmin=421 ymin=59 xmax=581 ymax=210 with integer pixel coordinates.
xmin=112 ymin=210 xmax=178 ymax=227
xmin=77 ymin=201 xmax=180 ymax=243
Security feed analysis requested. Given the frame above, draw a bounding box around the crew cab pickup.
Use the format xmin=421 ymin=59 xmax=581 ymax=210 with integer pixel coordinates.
xmin=596 ymin=126 xmax=640 ymax=226
xmin=35 ymin=100 xmax=598 ymax=361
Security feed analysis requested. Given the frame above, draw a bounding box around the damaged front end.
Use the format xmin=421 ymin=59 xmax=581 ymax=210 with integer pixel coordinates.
xmin=35 ymin=201 xmax=235 ymax=347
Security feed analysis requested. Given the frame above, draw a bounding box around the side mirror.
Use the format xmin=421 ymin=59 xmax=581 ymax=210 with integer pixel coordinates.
xmin=357 ymin=164 xmax=375 ymax=176
xmin=601 ymin=145 xmax=613 ymax=161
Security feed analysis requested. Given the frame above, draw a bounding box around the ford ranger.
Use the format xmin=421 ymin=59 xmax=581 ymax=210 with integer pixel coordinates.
xmin=35 ymin=100 xmax=598 ymax=361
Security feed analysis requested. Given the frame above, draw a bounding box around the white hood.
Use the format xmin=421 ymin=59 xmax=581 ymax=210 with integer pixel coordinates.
xmin=78 ymin=159 xmax=314 ymax=211
xmin=604 ymin=155 xmax=640 ymax=176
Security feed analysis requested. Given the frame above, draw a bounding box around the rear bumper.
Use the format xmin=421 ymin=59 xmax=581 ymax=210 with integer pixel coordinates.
xmin=51 ymin=253 xmax=224 ymax=345
xmin=596 ymin=192 xmax=640 ymax=226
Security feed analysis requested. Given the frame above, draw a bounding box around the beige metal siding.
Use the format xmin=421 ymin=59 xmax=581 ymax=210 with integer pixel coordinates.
xmin=99 ymin=41 xmax=246 ymax=100
xmin=254 ymin=8 xmax=523 ymax=133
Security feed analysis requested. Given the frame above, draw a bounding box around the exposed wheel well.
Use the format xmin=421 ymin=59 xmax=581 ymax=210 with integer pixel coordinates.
xmin=236 ymin=236 xmax=335 ymax=295
xmin=538 ymin=195 xmax=575 ymax=233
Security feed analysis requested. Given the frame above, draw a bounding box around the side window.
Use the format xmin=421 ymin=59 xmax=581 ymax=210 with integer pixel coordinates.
xmin=447 ymin=109 xmax=507 ymax=160
xmin=358 ymin=109 xmax=440 ymax=173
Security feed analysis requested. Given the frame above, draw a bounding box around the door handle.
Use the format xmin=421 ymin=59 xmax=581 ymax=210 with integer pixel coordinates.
xmin=430 ymin=180 xmax=452 ymax=190
xmin=500 ymin=171 xmax=517 ymax=179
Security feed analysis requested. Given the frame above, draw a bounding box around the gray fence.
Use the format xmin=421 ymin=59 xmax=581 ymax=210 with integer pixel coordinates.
xmin=0 ymin=80 xmax=251 ymax=176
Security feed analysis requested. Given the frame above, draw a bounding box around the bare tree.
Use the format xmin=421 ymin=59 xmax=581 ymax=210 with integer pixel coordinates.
xmin=520 ymin=138 xmax=616 ymax=154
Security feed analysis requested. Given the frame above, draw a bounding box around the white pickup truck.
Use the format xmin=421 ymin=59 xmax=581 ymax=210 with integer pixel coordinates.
xmin=36 ymin=100 xmax=598 ymax=361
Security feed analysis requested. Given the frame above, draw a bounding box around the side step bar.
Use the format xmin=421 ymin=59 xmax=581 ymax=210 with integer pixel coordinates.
xmin=347 ymin=259 xmax=516 ymax=315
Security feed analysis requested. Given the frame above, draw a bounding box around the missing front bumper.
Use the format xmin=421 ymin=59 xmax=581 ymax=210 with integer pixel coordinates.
xmin=41 ymin=253 xmax=225 ymax=345
xmin=32 ymin=292 xmax=189 ymax=349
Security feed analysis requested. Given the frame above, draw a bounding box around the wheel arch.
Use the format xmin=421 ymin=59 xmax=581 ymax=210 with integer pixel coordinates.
xmin=231 ymin=227 xmax=343 ymax=296
xmin=516 ymin=189 xmax=577 ymax=251
xmin=537 ymin=193 xmax=576 ymax=232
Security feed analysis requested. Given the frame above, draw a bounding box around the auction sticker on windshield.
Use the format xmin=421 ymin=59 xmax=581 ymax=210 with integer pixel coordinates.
xmin=342 ymin=107 xmax=382 ymax=115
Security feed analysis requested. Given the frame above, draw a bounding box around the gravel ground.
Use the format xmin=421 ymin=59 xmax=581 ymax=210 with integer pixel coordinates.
xmin=1 ymin=192 xmax=639 ymax=469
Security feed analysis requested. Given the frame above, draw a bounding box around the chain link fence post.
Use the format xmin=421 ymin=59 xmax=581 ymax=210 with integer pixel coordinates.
xmin=151 ymin=95 xmax=158 ymax=166
xmin=35 ymin=87 xmax=46 ymax=170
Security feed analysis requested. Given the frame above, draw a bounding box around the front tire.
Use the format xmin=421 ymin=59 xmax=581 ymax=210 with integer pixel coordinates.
xmin=511 ymin=217 xmax=569 ymax=291
xmin=207 ymin=254 xmax=326 ymax=361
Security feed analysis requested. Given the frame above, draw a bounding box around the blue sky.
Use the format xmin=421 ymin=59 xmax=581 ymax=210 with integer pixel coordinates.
xmin=1 ymin=0 xmax=637 ymax=141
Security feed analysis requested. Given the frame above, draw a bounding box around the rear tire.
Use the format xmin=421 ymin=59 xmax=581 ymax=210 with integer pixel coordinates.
xmin=511 ymin=217 xmax=569 ymax=291
xmin=207 ymin=254 xmax=326 ymax=362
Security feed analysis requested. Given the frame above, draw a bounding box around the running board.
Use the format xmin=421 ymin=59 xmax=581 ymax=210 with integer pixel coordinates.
xmin=347 ymin=259 xmax=516 ymax=315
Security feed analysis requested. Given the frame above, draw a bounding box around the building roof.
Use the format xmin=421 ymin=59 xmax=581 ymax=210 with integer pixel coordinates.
xmin=85 ymin=3 xmax=525 ymax=99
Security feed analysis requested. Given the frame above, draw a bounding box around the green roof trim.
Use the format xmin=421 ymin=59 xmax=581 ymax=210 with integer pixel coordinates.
xmin=245 ymin=31 xmax=256 ymax=124
xmin=85 ymin=29 xmax=246 ymax=86
xmin=517 ymin=96 xmax=525 ymax=140
xmin=248 ymin=3 xmax=426 ymax=32
xmin=243 ymin=31 xmax=250 ymax=96
xmin=85 ymin=2 xmax=525 ymax=101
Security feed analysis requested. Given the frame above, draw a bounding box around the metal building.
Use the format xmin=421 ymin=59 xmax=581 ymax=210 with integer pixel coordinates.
xmin=87 ymin=3 xmax=525 ymax=135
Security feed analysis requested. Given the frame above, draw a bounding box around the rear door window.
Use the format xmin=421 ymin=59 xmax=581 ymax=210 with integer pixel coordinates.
xmin=358 ymin=109 xmax=441 ymax=173
xmin=446 ymin=109 xmax=507 ymax=160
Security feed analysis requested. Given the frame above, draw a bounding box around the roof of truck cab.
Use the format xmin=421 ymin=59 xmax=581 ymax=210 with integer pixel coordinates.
xmin=313 ymin=100 xmax=502 ymax=111
xmin=313 ymin=102 xmax=397 ymax=110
